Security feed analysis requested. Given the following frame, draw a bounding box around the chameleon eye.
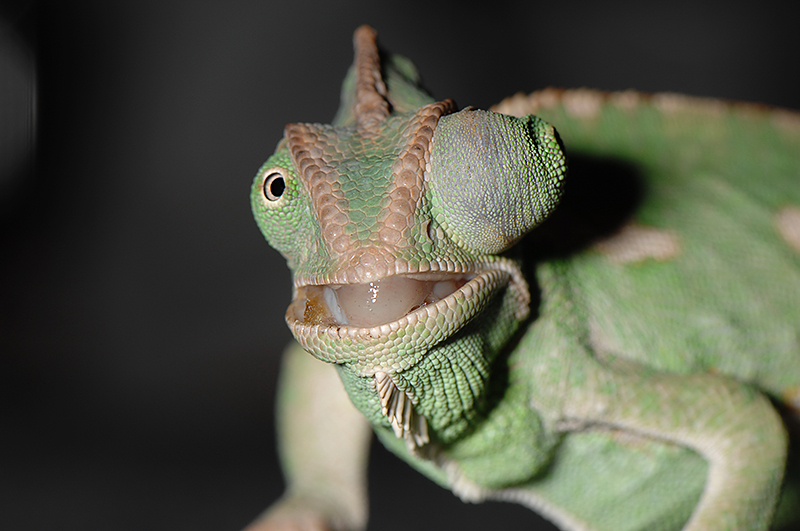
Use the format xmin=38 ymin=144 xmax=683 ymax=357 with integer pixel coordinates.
xmin=427 ymin=109 xmax=566 ymax=254
xmin=263 ymin=171 xmax=286 ymax=202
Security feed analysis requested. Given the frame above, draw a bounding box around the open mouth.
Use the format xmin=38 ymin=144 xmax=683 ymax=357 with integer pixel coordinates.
xmin=284 ymin=266 xmax=522 ymax=369
xmin=288 ymin=273 xmax=478 ymax=329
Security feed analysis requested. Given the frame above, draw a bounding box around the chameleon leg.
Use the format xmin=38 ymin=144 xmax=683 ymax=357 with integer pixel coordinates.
xmin=244 ymin=342 xmax=372 ymax=531
xmin=565 ymin=363 xmax=788 ymax=531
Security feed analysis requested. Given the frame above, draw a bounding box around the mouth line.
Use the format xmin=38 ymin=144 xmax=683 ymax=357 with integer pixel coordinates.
xmin=287 ymin=272 xmax=485 ymax=330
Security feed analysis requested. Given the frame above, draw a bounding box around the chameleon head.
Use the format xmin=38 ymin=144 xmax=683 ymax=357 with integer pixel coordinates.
xmin=250 ymin=103 xmax=565 ymax=369
xmin=251 ymin=26 xmax=566 ymax=433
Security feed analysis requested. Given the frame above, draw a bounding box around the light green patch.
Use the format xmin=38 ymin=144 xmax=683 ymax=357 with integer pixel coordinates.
xmin=771 ymin=108 xmax=800 ymax=134
xmin=592 ymin=224 xmax=682 ymax=264
xmin=609 ymin=90 xmax=642 ymax=111
xmin=651 ymin=93 xmax=728 ymax=117
xmin=562 ymin=89 xmax=603 ymax=119
xmin=775 ymin=205 xmax=800 ymax=253
xmin=507 ymin=429 xmax=706 ymax=531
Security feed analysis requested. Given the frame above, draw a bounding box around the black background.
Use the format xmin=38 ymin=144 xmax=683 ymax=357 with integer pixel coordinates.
xmin=2 ymin=1 xmax=798 ymax=530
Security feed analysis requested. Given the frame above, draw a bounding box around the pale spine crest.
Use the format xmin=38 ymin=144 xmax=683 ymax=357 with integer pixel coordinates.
xmin=374 ymin=370 xmax=429 ymax=452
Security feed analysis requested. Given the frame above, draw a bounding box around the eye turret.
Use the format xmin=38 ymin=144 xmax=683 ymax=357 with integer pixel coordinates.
xmin=427 ymin=109 xmax=566 ymax=254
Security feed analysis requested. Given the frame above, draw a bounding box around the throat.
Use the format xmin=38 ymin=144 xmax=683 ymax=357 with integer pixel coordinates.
xmin=296 ymin=274 xmax=473 ymax=328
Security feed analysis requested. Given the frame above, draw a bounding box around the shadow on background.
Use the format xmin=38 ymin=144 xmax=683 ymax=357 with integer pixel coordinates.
xmin=2 ymin=1 xmax=798 ymax=530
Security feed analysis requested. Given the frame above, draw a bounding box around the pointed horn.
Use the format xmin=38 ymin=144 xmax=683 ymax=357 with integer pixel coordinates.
xmin=353 ymin=25 xmax=390 ymax=130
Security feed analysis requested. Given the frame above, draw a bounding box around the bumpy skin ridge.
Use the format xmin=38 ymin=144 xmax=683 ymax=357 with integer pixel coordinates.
xmin=352 ymin=26 xmax=390 ymax=131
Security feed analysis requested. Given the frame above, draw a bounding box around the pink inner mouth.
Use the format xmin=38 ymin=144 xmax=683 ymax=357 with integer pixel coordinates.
xmin=294 ymin=274 xmax=475 ymax=328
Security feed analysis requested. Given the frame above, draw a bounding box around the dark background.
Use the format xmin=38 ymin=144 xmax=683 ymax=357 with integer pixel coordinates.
xmin=2 ymin=1 xmax=798 ymax=530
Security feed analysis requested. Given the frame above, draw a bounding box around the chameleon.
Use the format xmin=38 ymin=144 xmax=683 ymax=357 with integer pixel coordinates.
xmin=248 ymin=25 xmax=800 ymax=531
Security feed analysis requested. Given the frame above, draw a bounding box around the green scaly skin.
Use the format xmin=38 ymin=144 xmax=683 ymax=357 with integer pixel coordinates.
xmin=247 ymin=26 xmax=800 ymax=531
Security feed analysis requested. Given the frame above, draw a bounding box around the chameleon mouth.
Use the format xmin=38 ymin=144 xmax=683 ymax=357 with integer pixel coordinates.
xmin=288 ymin=273 xmax=477 ymax=329
xmin=284 ymin=266 xmax=521 ymax=369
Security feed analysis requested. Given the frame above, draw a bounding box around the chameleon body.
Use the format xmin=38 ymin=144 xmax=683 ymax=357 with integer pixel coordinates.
xmin=249 ymin=26 xmax=800 ymax=531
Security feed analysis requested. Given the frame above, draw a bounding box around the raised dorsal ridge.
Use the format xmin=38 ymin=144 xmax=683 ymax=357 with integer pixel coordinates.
xmin=353 ymin=25 xmax=390 ymax=131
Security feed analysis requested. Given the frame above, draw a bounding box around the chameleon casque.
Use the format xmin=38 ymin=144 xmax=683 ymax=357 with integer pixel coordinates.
xmin=248 ymin=26 xmax=800 ymax=531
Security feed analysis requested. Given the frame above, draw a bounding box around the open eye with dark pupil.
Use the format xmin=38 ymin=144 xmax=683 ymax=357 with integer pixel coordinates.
xmin=264 ymin=172 xmax=286 ymax=201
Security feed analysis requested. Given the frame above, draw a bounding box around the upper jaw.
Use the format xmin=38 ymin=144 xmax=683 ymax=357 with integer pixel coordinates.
xmin=285 ymin=264 xmax=516 ymax=335
xmin=285 ymin=253 xmax=530 ymax=330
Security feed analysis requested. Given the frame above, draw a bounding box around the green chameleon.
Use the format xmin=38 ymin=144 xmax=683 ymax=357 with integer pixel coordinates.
xmin=248 ymin=25 xmax=800 ymax=531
